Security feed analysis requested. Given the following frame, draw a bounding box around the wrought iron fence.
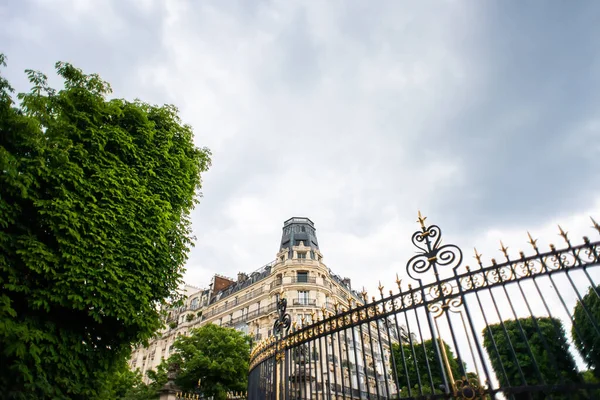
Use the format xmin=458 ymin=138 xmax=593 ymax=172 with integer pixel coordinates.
xmin=248 ymin=214 xmax=600 ymax=399
xmin=174 ymin=392 xmax=247 ymax=400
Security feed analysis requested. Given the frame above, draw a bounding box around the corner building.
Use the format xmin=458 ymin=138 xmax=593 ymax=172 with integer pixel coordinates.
xmin=130 ymin=217 xmax=367 ymax=378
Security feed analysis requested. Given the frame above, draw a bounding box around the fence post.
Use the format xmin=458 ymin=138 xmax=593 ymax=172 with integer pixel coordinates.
xmin=158 ymin=363 xmax=180 ymax=400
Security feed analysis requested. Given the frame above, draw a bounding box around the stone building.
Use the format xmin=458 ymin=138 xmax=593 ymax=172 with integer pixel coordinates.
xmin=129 ymin=217 xmax=366 ymax=379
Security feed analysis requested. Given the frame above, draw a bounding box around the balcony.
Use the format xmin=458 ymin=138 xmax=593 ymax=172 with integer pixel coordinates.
xmin=270 ymin=279 xmax=282 ymax=289
xmin=290 ymin=276 xmax=317 ymax=284
xmin=203 ymin=288 xmax=266 ymax=319
xmin=246 ymin=301 xmax=278 ymax=321
xmin=291 ymin=258 xmax=315 ymax=264
xmin=292 ymin=298 xmax=317 ymax=306
xmin=236 ymin=287 xmax=265 ymax=303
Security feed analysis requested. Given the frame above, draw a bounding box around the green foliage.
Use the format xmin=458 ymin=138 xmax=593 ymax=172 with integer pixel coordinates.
xmin=146 ymin=361 xmax=169 ymax=392
xmin=95 ymin=359 xmax=157 ymax=400
xmin=0 ymin=55 xmax=211 ymax=399
xmin=164 ymin=324 xmax=251 ymax=400
xmin=392 ymin=339 xmax=463 ymax=395
xmin=572 ymin=285 xmax=600 ymax=376
xmin=482 ymin=317 xmax=581 ymax=400
xmin=186 ymin=313 xmax=195 ymax=322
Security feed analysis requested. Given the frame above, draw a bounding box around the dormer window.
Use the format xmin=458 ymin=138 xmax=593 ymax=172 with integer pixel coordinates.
xmin=298 ymin=252 xmax=306 ymax=259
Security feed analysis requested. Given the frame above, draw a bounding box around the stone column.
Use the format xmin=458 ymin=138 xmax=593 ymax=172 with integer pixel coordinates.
xmin=158 ymin=363 xmax=180 ymax=400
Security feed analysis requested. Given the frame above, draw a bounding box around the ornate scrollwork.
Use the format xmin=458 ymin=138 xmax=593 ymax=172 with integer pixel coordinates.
xmin=429 ymin=281 xmax=455 ymax=300
xmin=407 ymin=212 xmax=463 ymax=282
xmin=273 ymin=296 xmax=291 ymax=336
xmin=428 ymin=297 xmax=463 ymax=318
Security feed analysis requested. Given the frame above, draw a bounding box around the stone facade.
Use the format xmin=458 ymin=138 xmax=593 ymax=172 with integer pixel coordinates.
xmin=129 ymin=217 xmax=364 ymax=380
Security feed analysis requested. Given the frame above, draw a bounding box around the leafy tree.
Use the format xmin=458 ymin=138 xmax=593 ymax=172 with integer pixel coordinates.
xmin=392 ymin=339 xmax=463 ymax=395
xmin=482 ymin=317 xmax=581 ymax=400
xmin=572 ymin=285 xmax=600 ymax=377
xmin=0 ymin=55 xmax=211 ymax=399
xmin=95 ymin=359 xmax=157 ymax=400
xmin=163 ymin=324 xmax=252 ymax=400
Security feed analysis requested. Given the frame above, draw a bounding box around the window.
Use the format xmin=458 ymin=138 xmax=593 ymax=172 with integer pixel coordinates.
xmin=301 ymin=226 xmax=305 ymax=232
xmin=297 ymin=271 xmax=308 ymax=282
xmin=297 ymin=252 xmax=306 ymax=259
xmin=191 ymin=297 xmax=199 ymax=310
xmin=298 ymin=290 xmax=309 ymax=305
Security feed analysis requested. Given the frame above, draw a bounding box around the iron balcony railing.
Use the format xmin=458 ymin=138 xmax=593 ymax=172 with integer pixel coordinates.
xmin=291 ymin=258 xmax=315 ymax=263
xmin=236 ymin=287 xmax=265 ymax=304
xmin=203 ymin=288 xmax=265 ymax=319
xmin=290 ymin=276 xmax=317 ymax=284
xmin=292 ymin=298 xmax=317 ymax=306
xmin=246 ymin=301 xmax=278 ymax=321
xmin=269 ymin=279 xmax=282 ymax=289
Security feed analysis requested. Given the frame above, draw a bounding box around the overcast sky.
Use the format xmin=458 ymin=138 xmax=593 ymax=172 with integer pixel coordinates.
xmin=2 ymin=0 xmax=600 ymax=296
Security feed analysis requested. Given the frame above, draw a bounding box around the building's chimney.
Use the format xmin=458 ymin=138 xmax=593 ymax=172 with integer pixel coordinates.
xmin=211 ymin=275 xmax=235 ymax=298
xmin=342 ymin=277 xmax=351 ymax=289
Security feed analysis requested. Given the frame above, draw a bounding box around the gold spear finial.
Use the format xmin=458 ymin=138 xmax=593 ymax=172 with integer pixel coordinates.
xmin=473 ymin=248 xmax=483 ymax=266
xmin=395 ymin=273 xmax=402 ymax=290
xmin=334 ymin=300 xmax=339 ymax=313
xmin=361 ymin=287 xmax=368 ymax=302
xmin=378 ymin=281 xmax=384 ymax=296
xmin=499 ymin=241 xmax=509 ymax=259
xmin=527 ymin=231 xmax=538 ymax=250
xmin=558 ymin=225 xmax=570 ymax=244
xmin=417 ymin=210 xmax=427 ymax=229
xmin=591 ymin=217 xmax=600 ymax=234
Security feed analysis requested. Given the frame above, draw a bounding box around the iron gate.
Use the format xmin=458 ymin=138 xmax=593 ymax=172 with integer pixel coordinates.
xmin=248 ymin=215 xmax=600 ymax=399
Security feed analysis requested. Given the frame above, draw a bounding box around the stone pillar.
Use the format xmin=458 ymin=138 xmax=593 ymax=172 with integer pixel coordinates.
xmin=158 ymin=363 xmax=180 ymax=400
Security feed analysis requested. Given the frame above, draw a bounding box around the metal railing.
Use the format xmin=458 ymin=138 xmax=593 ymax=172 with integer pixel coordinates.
xmin=248 ymin=215 xmax=600 ymax=400
xmin=290 ymin=276 xmax=317 ymax=284
xmin=270 ymin=279 xmax=282 ymax=289
xmin=292 ymin=299 xmax=317 ymax=306
xmin=246 ymin=302 xmax=278 ymax=321
xmin=203 ymin=288 xmax=266 ymax=319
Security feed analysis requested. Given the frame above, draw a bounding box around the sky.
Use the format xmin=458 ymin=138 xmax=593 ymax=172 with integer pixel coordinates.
xmin=2 ymin=0 xmax=600 ymax=298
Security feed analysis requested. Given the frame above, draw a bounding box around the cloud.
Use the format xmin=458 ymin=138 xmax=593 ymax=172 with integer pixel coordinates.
xmin=2 ymin=0 xmax=599 ymax=302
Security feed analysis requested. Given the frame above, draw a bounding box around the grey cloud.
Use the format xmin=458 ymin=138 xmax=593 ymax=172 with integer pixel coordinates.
xmin=2 ymin=0 xmax=599 ymax=290
xmin=1 ymin=0 xmax=171 ymax=102
xmin=426 ymin=2 xmax=600 ymax=230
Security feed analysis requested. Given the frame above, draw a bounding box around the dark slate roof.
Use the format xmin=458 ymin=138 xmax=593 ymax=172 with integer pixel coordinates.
xmin=209 ymin=261 xmax=274 ymax=305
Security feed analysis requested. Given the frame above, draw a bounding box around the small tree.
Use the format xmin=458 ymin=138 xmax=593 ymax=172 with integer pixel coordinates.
xmin=392 ymin=339 xmax=463 ymax=395
xmin=482 ymin=317 xmax=580 ymax=400
xmin=163 ymin=324 xmax=252 ymax=400
xmin=572 ymin=285 xmax=600 ymax=377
